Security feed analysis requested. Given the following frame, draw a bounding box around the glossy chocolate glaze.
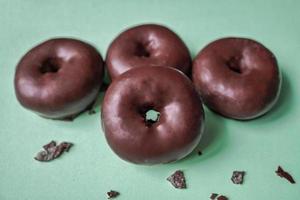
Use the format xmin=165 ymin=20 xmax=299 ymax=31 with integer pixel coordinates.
xmin=102 ymin=66 xmax=205 ymax=164
xmin=193 ymin=37 xmax=281 ymax=120
xmin=106 ymin=24 xmax=191 ymax=80
xmin=14 ymin=38 xmax=104 ymax=120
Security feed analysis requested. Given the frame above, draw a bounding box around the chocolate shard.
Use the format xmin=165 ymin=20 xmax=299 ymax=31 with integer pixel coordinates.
xmin=167 ymin=170 xmax=186 ymax=189
xmin=276 ymin=166 xmax=296 ymax=184
xmin=217 ymin=195 xmax=228 ymax=200
xmin=210 ymin=193 xmax=228 ymax=200
xmin=43 ymin=140 xmax=56 ymax=151
xmin=107 ymin=190 xmax=119 ymax=199
xmin=231 ymin=171 xmax=245 ymax=184
xmin=35 ymin=141 xmax=73 ymax=162
xmin=210 ymin=193 xmax=218 ymax=199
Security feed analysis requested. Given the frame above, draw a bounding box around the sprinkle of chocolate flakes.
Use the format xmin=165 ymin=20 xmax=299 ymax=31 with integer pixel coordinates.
xmin=107 ymin=190 xmax=120 ymax=199
xmin=35 ymin=141 xmax=73 ymax=162
xmin=276 ymin=166 xmax=296 ymax=184
xmin=167 ymin=170 xmax=186 ymax=189
xmin=231 ymin=171 xmax=245 ymax=184
xmin=210 ymin=193 xmax=228 ymax=200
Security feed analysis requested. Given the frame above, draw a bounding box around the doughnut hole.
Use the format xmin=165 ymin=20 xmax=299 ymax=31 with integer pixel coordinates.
xmin=144 ymin=109 xmax=160 ymax=125
xmin=144 ymin=109 xmax=160 ymax=126
xmin=226 ymin=56 xmax=242 ymax=74
xmin=137 ymin=104 xmax=161 ymax=127
xmin=135 ymin=42 xmax=151 ymax=58
xmin=39 ymin=58 xmax=60 ymax=74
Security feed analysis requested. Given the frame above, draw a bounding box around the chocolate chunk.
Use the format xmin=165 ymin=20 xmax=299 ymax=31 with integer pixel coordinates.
xmin=107 ymin=190 xmax=119 ymax=199
xmin=217 ymin=195 xmax=228 ymax=200
xmin=35 ymin=141 xmax=73 ymax=162
xmin=231 ymin=171 xmax=245 ymax=184
xmin=210 ymin=193 xmax=228 ymax=200
xmin=210 ymin=193 xmax=218 ymax=199
xmin=276 ymin=166 xmax=296 ymax=184
xmin=167 ymin=170 xmax=186 ymax=189
xmin=43 ymin=140 xmax=56 ymax=150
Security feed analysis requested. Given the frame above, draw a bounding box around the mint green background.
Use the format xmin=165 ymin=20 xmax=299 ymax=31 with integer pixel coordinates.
xmin=0 ymin=0 xmax=299 ymax=199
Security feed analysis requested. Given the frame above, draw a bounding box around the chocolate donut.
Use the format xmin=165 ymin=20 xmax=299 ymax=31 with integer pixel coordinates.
xmin=106 ymin=24 xmax=191 ymax=80
xmin=193 ymin=37 xmax=281 ymax=120
xmin=101 ymin=66 xmax=204 ymax=164
xmin=14 ymin=38 xmax=104 ymax=120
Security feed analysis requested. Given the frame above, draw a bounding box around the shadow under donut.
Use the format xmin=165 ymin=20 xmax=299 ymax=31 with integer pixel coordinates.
xmin=255 ymin=69 xmax=293 ymax=123
xmin=173 ymin=108 xmax=228 ymax=165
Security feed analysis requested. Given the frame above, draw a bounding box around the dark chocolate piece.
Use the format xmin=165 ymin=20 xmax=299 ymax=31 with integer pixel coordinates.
xmin=210 ymin=193 xmax=228 ymax=200
xmin=35 ymin=141 xmax=73 ymax=162
xmin=217 ymin=195 xmax=228 ymax=200
xmin=107 ymin=190 xmax=119 ymax=199
xmin=167 ymin=170 xmax=186 ymax=189
xmin=197 ymin=150 xmax=203 ymax=156
xmin=106 ymin=24 xmax=191 ymax=80
xmin=43 ymin=140 xmax=56 ymax=150
xmin=231 ymin=171 xmax=245 ymax=184
xmin=14 ymin=38 xmax=104 ymax=120
xmin=210 ymin=193 xmax=218 ymax=199
xmin=193 ymin=37 xmax=281 ymax=120
xmin=102 ymin=67 xmax=204 ymax=164
xmin=276 ymin=166 xmax=296 ymax=184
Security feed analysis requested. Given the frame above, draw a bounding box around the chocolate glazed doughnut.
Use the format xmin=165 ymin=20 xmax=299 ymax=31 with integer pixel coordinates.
xmin=106 ymin=24 xmax=191 ymax=80
xmin=193 ymin=37 xmax=281 ymax=120
xmin=14 ymin=38 xmax=104 ymax=120
xmin=102 ymin=66 xmax=204 ymax=164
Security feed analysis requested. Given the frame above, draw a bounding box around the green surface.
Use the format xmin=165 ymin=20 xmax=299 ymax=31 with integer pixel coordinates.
xmin=0 ymin=0 xmax=299 ymax=199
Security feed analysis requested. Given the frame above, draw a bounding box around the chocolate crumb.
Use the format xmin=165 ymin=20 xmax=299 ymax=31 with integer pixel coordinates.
xmin=231 ymin=171 xmax=245 ymax=184
xmin=197 ymin=150 xmax=203 ymax=156
xmin=167 ymin=170 xmax=186 ymax=189
xmin=35 ymin=141 xmax=73 ymax=162
xmin=210 ymin=193 xmax=218 ymax=199
xmin=217 ymin=195 xmax=228 ymax=200
xmin=276 ymin=166 xmax=296 ymax=184
xmin=107 ymin=190 xmax=119 ymax=199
